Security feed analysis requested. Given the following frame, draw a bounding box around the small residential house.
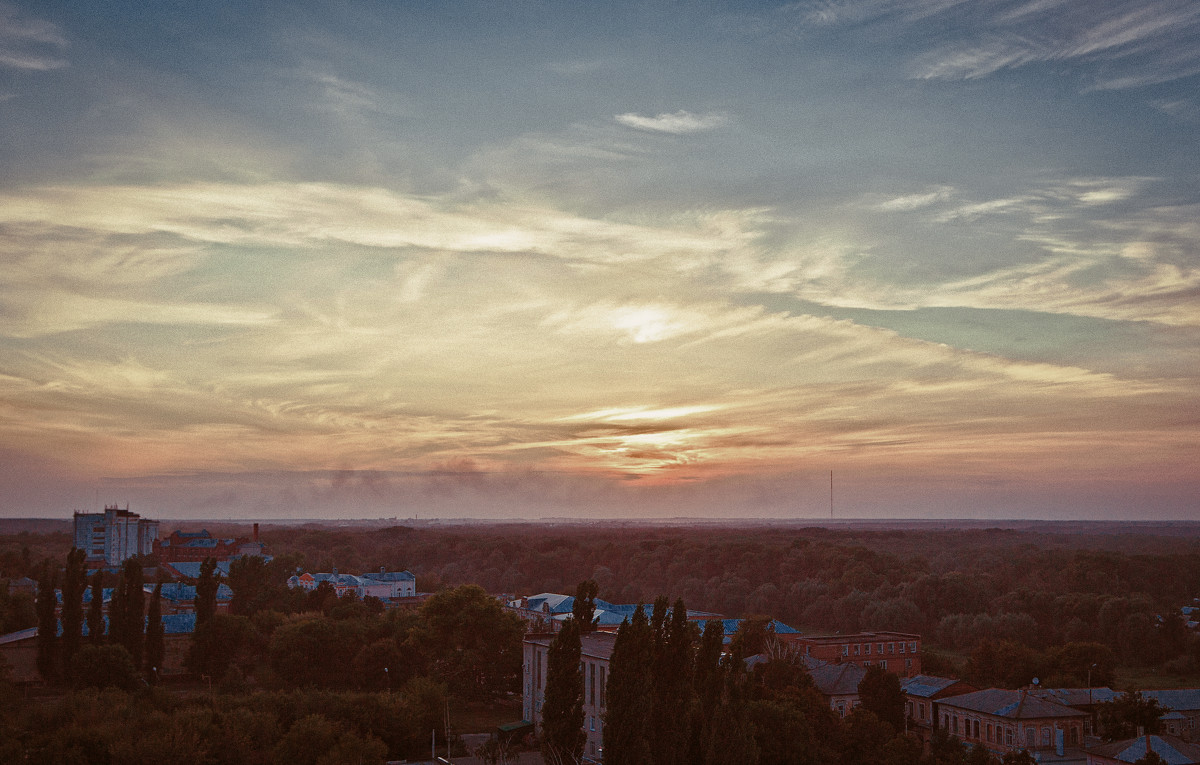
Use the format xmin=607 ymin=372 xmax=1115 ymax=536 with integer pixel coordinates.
xmin=1086 ymin=734 xmax=1200 ymax=765
xmin=1143 ymin=691 xmax=1200 ymax=741
xmin=287 ymin=569 xmax=416 ymax=600
xmin=903 ymin=675 xmax=979 ymax=736
xmin=937 ymin=688 xmax=1087 ymax=757
xmin=809 ymin=661 xmax=867 ymax=718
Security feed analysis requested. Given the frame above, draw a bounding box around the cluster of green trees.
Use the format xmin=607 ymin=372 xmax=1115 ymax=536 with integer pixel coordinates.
xmin=34 ymin=552 xmax=169 ymax=689
xmin=538 ymin=582 xmax=1050 ymax=765
xmin=0 ymin=684 xmax=449 ymax=764
xmin=250 ymin=524 xmax=1200 ymax=682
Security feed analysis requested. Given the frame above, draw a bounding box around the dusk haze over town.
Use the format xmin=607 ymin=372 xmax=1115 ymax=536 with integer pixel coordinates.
xmin=1 ymin=0 xmax=1197 ymax=522
xmin=5 ymin=4 xmax=1200 ymax=764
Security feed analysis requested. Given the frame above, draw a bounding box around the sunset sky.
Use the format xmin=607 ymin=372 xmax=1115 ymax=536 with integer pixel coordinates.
xmin=1 ymin=1 xmax=1197 ymax=520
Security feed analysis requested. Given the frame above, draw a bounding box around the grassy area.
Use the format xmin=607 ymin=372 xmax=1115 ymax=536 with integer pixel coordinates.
xmin=452 ymin=695 xmax=524 ymax=735
xmin=1115 ymin=665 xmax=1200 ymax=691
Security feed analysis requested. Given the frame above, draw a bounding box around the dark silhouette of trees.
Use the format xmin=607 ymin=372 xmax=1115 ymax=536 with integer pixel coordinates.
xmin=540 ymin=618 xmax=584 ymax=765
xmin=195 ymin=556 xmax=219 ymax=628
xmin=109 ymin=559 xmax=144 ymax=669
xmin=144 ymin=581 xmax=164 ymax=681
xmin=604 ymin=605 xmax=654 ymax=765
xmin=572 ymin=579 xmax=598 ymax=634
xmin=1098 ymin=691 xmax=1169 ymax=741
xmin=410 ymin=584 xmax=524 ymax=700
xmin=86 ymin=569 xmax=105 ymax=644
xmin=857 ymin=664 xmax=905 ymax=732
xmin=34 ymin=559 xmax=57 ymax=682
xmin=60 ymin=548 xmax=86 ymax=669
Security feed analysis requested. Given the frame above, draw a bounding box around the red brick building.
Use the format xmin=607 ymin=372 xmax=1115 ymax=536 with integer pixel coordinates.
xmin=789 ymin=631 xmax=922 ymax=676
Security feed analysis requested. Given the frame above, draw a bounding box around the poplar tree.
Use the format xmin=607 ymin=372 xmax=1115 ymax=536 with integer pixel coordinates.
xmin=60 ymin=548 xmax=87 ymax=669
xmin=652 ymin=598 xmax=696 ymax=765
xmin=540 ymin=618 xmax=585 ymax=765
xmin=705 ymin=644 xmax=759 ymax=765
xmin=603 ymin=605 xmax=654 ymax=765
xmin=689 ymin=620 xmax=725 ymax=765
xmin=35 ymin=560 xmax=58 ymax=682
xmin=108 ymin=565 xmax=127 ymax=650
xmin=195 ymin=557 xmax=219 ymax=629
xmin=571 ymin=579 xmax=598 ymax=634
xmin=118 ymin=559 xmax=145 ymax=669
xmin=87 ymin=569 xmax=105 ymax=644
xmin=145 ymin=581 xmax=164 ymax=681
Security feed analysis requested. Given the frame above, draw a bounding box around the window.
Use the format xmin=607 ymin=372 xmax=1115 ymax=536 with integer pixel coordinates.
xmin=973 ymin=720 xmax=979 ymax=739
xmin=842 ymin=644 xmax=849 ymax=656
xmin=589 ymin=663 xmax=596 ymax=706
xmin=1041 ymin=727 xmax=1050 ymax=747
xmin=905 ymin=659 xmax=912 ymax=670
xmin=987 ymin=724 xmax=993 ymax=742
xmin=878 ymin=643 xmax=885 ymax=653
xmin=899 ymin=642 xmax=905 ymax=653
xmin=864 ymin=660 xmax=871 ymax=666
xmin=909 ymin=642 xmax=917 ymax=652
xmin=837 ymin=702 xmax=846 ymax=717
xmin=1006 ymin=728 xmax=1013 ymax=746
xmin=918 ymin=702 xmax=925 ymax=719
xmin=889 ymin=642 xmax=895 ymax=653
xmin=880 ymin=660 xmax=887 ymax=670
xmin=864 ymin=643 xmax=871 ymax=654
xmin=854 ymin=644 xmax=860 ymax=655
xmin=599 ymin=666 xmax=606 ymax=707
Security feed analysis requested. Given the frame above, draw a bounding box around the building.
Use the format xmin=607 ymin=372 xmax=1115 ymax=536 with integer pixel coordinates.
xmin=787 ymin=631 xmax=922 ymax=677
xmin=159 ymin=525 xmax=266 ymax=563
xmin=903 ymin=675 xmax=979 ymax=736
xmin=1086 ymin=734 xmax=1200 ymax=765
xmin=73 ymin=505 xmax=159 ymax=567
xmin=937 ymin=688 xmax=1087 ymax=757
xmin=1031 ymin=687 xmax=1120 ymax=737
xmin=287 ymin=568 xmax=417 ymax=600
xmin=524 ymin=630 xmax=614 ymax=763
xmin=151 ymin=582 xmax=234 ymax=614
xmin=1143 ymin=691 xmax=1200 ymax=741
xmin=809 ymin=661 xmax=867 ymax=718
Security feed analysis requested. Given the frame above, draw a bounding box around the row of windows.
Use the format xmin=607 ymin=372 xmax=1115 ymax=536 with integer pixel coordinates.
xmin=941 ymin=713 xmax=1079 ymax=748
xmin=842 ymin=641 xmax=918 ymax=656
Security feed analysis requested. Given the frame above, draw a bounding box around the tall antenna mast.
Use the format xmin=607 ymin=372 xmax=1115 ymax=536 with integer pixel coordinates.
xmin=830 ymin=470 xmax=834 ymax=520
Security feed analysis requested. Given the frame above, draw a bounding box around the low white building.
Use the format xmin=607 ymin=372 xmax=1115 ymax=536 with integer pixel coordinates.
xmin=287 ymin=568 xmax=416 ymax=600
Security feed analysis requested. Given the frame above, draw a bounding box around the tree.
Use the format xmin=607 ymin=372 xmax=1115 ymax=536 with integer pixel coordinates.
xmin=411 ymin=584 xmax=524 ymax=700
xmin=227 ymin=554 xmax=270 ymax=616
xmin=652 ymin=598 xmax=695 ymax=765
xmin=188 ymin=613 xmax=256 ymax=679
xmin=196 ymin=557 xmax=220 ymax=628
xmin=857 ymin=664 xmax=905 ymax=732
xmin=689 ymin=620 xmax=725 ymax=765
xmin=35 ymin=560 xmax=58 ymax=682
xmin=541 ymin=618 xmax=585 ymax=765
xmin=69 ymin=643 xmax=140 ymax=691
xmin=1097 ymin=691 xmax=1169 ymax=741
xmin=1000 ymin=751 xmax=1036 ymax=765
xmin=604 ymin=605 xmax=654 ymax=765
xmin=572 ymin=579 xmax=598 ymax=634
xmin=87 ymin=569 xmax=105 ymax=644
xmin=705 ymin=645 xmax=758 ymax=765
xmin=112 ymin=558 xmax=145 ymax=668
xmin=1135 ymin=752 xmax=1168 ymax=765
xmin=145 ymin=581 xmax=164 ymax=681
xmin=60 ymin=548 xmax=87 ymax=669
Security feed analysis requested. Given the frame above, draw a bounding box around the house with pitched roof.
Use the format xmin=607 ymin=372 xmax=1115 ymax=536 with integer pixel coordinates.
xmin=937 ymin=688 xmax=1087 ymax=756
xmin=902 ymin=674 xmax=979 ymax=736
xmin=1086 ymin=734 xmax=1200 ymax=765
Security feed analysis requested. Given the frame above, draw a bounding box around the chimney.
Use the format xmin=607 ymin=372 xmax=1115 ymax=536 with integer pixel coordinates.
xmin=253 ymin=523 xmax=259 ymax=543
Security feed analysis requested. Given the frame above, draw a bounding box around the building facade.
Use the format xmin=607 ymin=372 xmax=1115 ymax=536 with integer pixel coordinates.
xmin=937 ymin=688 xmax=1087 ymax=757
xmin=523 ymin=630 xmax=614 ymax=764
xmin=789 ymin=631 xmax=922 ymax=676
xmin=73 ymin=505 xmax=159 ymax=567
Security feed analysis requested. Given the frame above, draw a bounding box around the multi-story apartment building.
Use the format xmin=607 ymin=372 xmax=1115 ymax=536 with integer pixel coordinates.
xmin=524 ymin=630 xmax=614 ymax=764
xmin=73 ymin=505 xmax=158 ymax=567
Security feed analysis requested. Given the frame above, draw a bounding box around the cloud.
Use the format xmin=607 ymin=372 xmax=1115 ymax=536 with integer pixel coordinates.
xmin=614 ymin=110 xmax=729 ymax=134
xmin=909 ymin=1 xmax=1200 ymax=87
xmin=0 ymin=3 xmax=67 ymax=70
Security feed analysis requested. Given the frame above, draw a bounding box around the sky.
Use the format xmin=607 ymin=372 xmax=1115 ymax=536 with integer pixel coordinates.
xmin=0 ymin=0 xmax=1198 ymax=520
